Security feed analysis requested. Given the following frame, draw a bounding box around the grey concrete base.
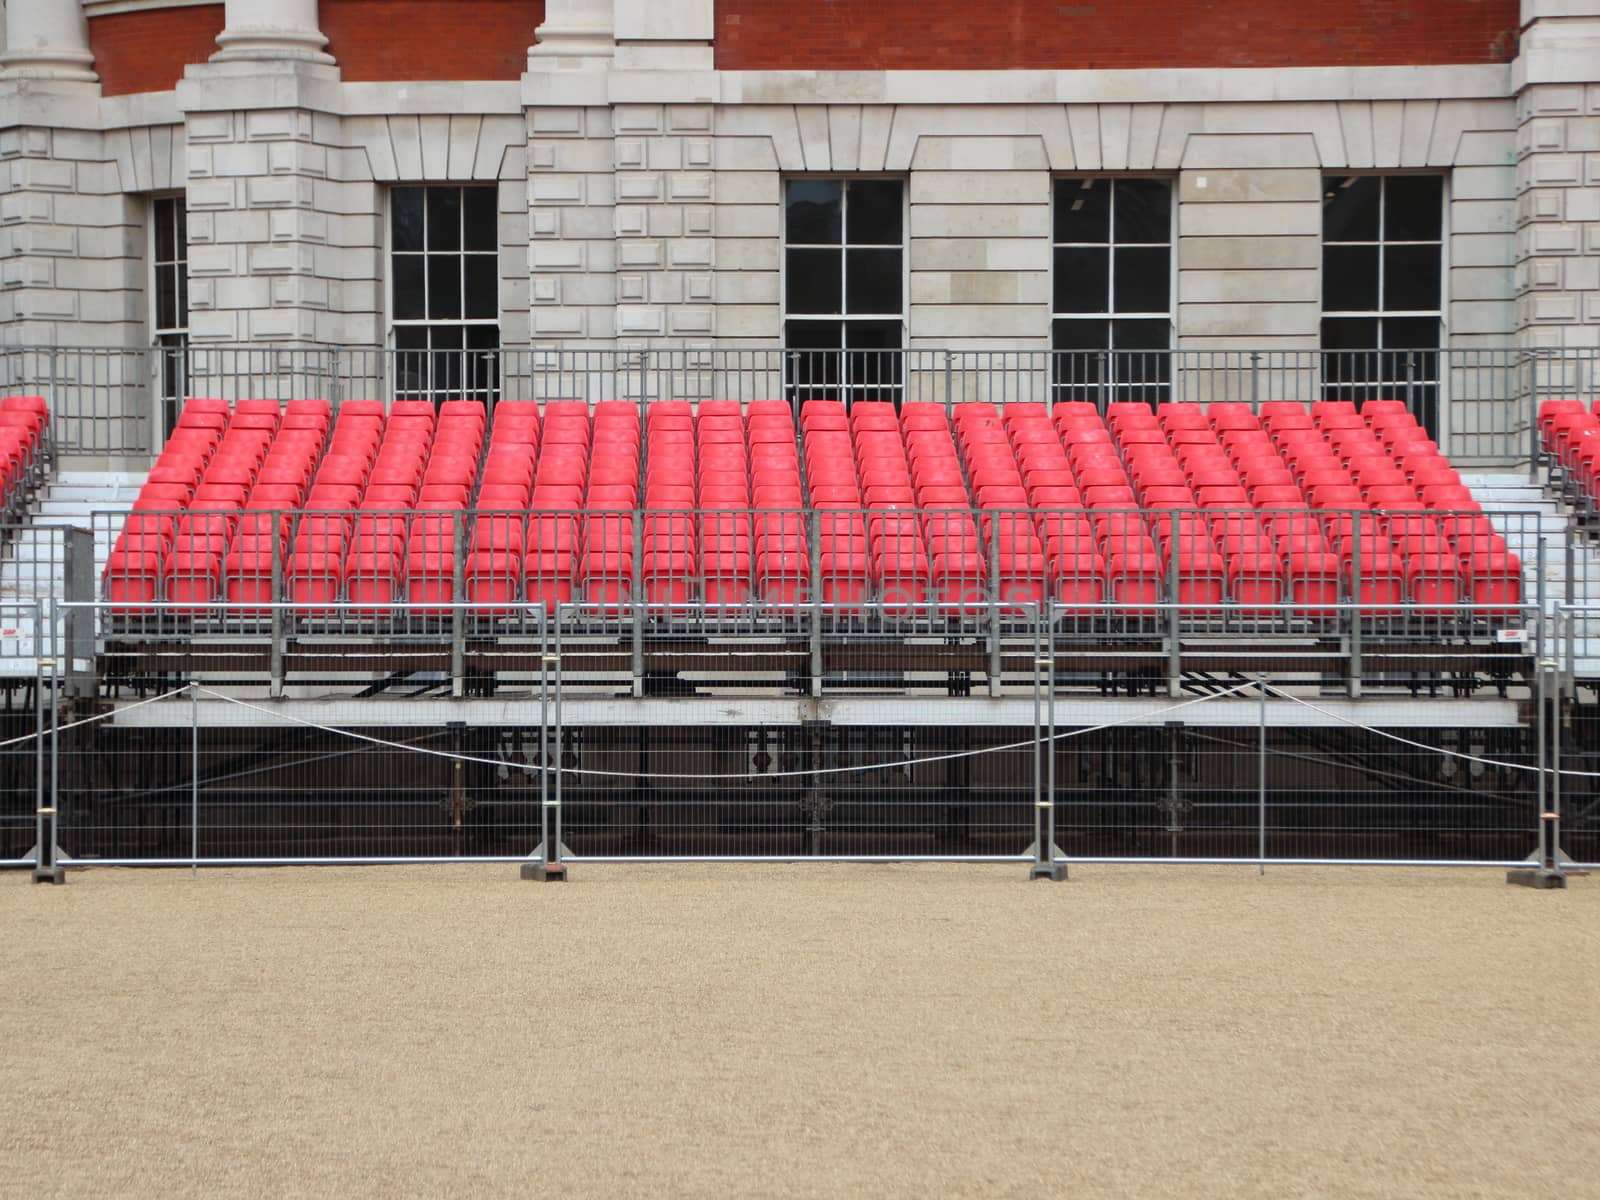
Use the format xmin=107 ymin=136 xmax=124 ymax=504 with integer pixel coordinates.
xmin=32 ymin=864 xmax=66 ymax=884
xmin=1506 ymin=867 xmax=1567 ymax=889
xmin=521 ymin=863 xmax=568 ymax=882
xmin=1029 ymin=862 xmax=1068 ymax=882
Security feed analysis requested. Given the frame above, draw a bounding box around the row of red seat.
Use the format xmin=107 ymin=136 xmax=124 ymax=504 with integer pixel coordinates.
xmin=102 ymin=395 xmax=1520 ymax=618
xmin=0 ymin=395 xmax=48 ymax=518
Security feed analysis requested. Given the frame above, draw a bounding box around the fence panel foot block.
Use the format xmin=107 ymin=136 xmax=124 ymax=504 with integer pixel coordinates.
xmin=1505 ymin=868 xmax=1567 ymax=889
xmin=1029 ymin=863 xmax=1068 ymax=882
xmin=521 ymin=863 xmax=568 ymax=882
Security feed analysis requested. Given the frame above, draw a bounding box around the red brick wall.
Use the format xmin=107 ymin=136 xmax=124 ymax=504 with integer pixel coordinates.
xmin=89 ymin=4 xmax=225 ymax=97
xmin=321 ymin=0 xmax=545 ymax=81
xmin=715 ymin=0 xmax=1520 ymax=70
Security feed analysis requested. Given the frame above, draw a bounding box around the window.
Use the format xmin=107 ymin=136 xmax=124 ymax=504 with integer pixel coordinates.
xmin=390 ymin=185 xmax=500 ymax=404
xmin=1052 ymin=177 xmax=1173 ymax=407
xmin=1321 ymin=175 xmax=1443 ymax=434
xmin=783 ymin=178 xmax=904 ymax=406
xmin=152 ymin=196 xmax=188 ymax=435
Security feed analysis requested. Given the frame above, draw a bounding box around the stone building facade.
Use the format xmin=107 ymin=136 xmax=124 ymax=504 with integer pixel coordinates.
xmin=0 ymin=0 xmax=1596 ymax=435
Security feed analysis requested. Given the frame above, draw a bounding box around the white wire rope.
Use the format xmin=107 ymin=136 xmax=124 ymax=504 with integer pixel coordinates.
xmin=0 ymin=683 xmax=197 ymax=751
xmin=1259 ymin=682 xmax=1600 ymax=778
xmin=179 ymin=680 xmax=1262 ymax=780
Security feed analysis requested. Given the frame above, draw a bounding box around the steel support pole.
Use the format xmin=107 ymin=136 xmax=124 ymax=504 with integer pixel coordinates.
xmin=450 ymin=511 xmax=466 ymax=698
xmin=1349 ymin=525 xmax=1363 ymax=699
xmin=33 ymin=656 xmax=63 ymax=883
xmin=1257 ymin=678 xmax=1268 ymax=876
xmin=1029 ymin=607 xmax=1066 ymax=880
xmin=525 ymin=609 xmax=567 ymax=881
xmin=190 ymin=682 xmax=199 ymax=879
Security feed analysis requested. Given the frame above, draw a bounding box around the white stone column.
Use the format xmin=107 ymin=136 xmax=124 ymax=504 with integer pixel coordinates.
xmin=212 ymin=0 xmax=333 ymax=64
xmin=1513 ymin=0 xmax=1600 ymax=348
xmin=0 ymin=0 xmax=98 ymax=82
xmin=529 ymin=0 xmax=615 ymax=64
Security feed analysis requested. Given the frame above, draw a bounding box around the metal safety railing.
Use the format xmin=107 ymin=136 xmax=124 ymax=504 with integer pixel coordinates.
xmin=7 ymin=344 xmax=1599 ymax=470
xmin=8 ymin=600 xmax=1588 ymax=876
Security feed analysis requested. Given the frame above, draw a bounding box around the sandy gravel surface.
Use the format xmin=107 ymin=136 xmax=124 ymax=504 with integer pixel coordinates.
xmin=2 ymin=864 xmax=1595 ymax=1199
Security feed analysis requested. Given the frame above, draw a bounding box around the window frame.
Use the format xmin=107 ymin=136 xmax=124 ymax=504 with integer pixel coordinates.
xmin=780 ymin=174 xmax=909 ymax=406
xmin=1049 ymin=174 xmax=1177 ymax=407
xmin=1319 ymin=172 xmax=1448 ymax=430
xmin=384 ymin=183 xmax=503 ymax=405
xmin=149 ymin=192 xmax=189 ymax=436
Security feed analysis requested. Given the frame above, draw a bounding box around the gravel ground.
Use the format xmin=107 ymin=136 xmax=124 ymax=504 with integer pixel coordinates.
xmin=1 ymin=863 xmax=1595 ymax=1199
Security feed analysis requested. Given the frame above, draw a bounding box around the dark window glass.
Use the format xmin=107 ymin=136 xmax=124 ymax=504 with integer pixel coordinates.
xmin=392 ymin=187 xmax=425 ymax=252
xmin=1383 ymin=245 xmax=1441 ymax=311
xmin=786 ymin=248 xmax=842 ymax=314
xmin=392 ymin=254 xmax=426 ymax=321
xmin=1383 ymin=316 xmax=1440 ymax=350
xmin=395 ymin=325 xmax=427 ymax=351
xmin=156 ymin=266 xmax=177 ymax=331
xmin=427 ymin=254 xmax=461 ymax=320
xmin=1112 ymin=319 xmax=1170 ymax=351
xmin=786 ymin=179 xmax=842 ymax=244
xmin=1053 ymin=318 xmax=1111 ymax=351
xmin=1385 ymin=176 xmax=1442 ymax=241
xmin=464 ymin=254 xmax=498 ymax=320
xmin=845 ymin=319 xmax=902 ymax=350
xmin=175 ymin=201 xmax=187 ymax=252
xmin=463 ymin=187 xmax=498 ymax=252
xmin=177 ymin=269 xmax=188 ymax=324
xmin=1113 ymin=246 xmax=1169 ymax=313
xmin=1323 ymin=244 xmax=1379 ymax=311
xmin=154 ymin=200 xmax=175 ymax=262
xmin=846 ymin=180 xmax=902 ymax=244
xmin=846 ymin=247 xmax=901 ymax=314
xmin=426 ymin=187 xmax=461 ymax=252
xmin=1054 ymin=247 xmax=1109 ymax=313
xmin=1114 ymin=179 xmax=1171 ymax=244
xmin=786 ymin=319 xmax=843 ymax=351
xmin=1322 ymin=317 xmax=1380 ymax=356
xmin=1054 ymin=178 xmax=1110 ymax=243
xmin=1323 ymin=176 xmax=1380 ymax=241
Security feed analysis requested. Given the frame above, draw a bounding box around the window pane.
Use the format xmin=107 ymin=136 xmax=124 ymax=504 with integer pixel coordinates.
xmin=845 ymin=248 xmax=901 ymax=314
xmin=1322 ymin=316 xmax=1379 ymax=350
xmin=1053 ymin=318 xmax=1111 ymax=351
xmin=1113 ymin=246 xmax=1169 ymax=314
xmin=155 ymin=265 xmax=176 ymax=331
xmin=1111 ymin=319 xmax=1170 ymax=351
xmin=392 ymin=187 xmax=425 ymax=252
xmin=154 ymin=199 xmax=175 ymax=263
xmin=786 ymin=179 xmax=842 ymax=244
xmin=846 ymin=180 xmax=903 ymax=244
xmin=393 ymin=254 xmax=426 ymax=321
xmin=1323 ymin=244 xmax=1379 ymax=311
xmin=175 ymin=202 xmax=187 ymax=260
xmin=395 ymin=325 xmax=427 ymax=351
xmin=463 ymin=187 xmax=498 ymax=252
xmin=845 ymin=319 xmax=902 ymax=350
xmin=177 ymin=268 xmax=188 ymax=327
xmin=1382 ymin=245 xmax=1441 ymax=311
xmin=1054 ymin=246 xmax=1109 ymax=313
xmin=1114 ymin=179 xmax=1171 ymax=245
xmin=1054 ymin=178 xmax=1110 ymax=243
xmin=1384 ymin=176 xmax=1442 ymax=242
xmin=846 ymin=320 xmax=903 ymax=399
xmin=427 ymin=255 xmax=462 ymax=320
xmin=786 ymin=320 xmax=843 ymax=397
xmin=1382 ymin=316 xmax=1439 ymax=351
xmin=786 ymin=247 xmax=842 ymax=314
xmin=464 ymin=254 xmax=498 ymax=320
xmin=426 ymin=188 xmax=461 ymax=252
xmin=1323 ymin=176 xmax=1380 ymax=242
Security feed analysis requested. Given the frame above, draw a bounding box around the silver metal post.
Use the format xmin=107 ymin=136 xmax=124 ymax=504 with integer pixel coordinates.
xmin=1551 ymin=658 xmax=1562 ymax=874
xmin=190 ymin=682 xmax=199 ymax=878
xmin=1349 ymin=518 xmax=1362 ymax=699
xmin=269 ymin=529 xmax=284 ymax=697
xmin=1029 ymin=605 xmax=1066 ymax=880
xmin=33 ymin=647 xmax=44 ymax=874
xmin=1529 ymin=353 xmax=1541 ymax=485
xmin=450 ymin=511 xmax=466 ymax=697
xmin=1257 ymin=677 xmax=1267 ymax=876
